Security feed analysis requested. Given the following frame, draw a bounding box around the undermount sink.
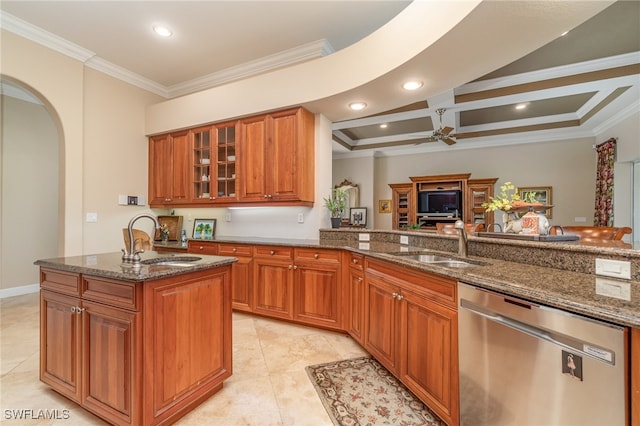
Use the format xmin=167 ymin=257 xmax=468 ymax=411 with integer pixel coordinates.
xmin=141 ymin=256 xmax=202 ymax=267
xmin=388 ymin=252 xmax=487 ymax=268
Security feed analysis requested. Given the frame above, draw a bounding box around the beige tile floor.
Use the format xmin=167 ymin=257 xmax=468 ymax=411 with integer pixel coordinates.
xmin=1 ymin=292 xmax=368 ymax=425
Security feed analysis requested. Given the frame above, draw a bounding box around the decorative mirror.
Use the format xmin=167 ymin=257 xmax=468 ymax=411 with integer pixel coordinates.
xmin=335 ymin=179 xmax=360 ymax=221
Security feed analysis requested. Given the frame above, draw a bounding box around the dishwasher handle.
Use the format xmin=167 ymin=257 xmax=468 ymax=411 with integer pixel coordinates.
xmin=460 ymin=298 xmax=616 ymax=366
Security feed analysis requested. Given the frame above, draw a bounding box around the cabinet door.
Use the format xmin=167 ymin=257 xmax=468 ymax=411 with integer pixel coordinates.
xmin=40 ymin=290 xmax=82 ymax=403
xmin=400 ymin=290 xmax=458 ymax=426
xmin=149 ymin=134 xmax=172 ymax=205
xmin=253 ymin=258 xmax=293 ymax=320
xmin=293 ymin=261 xmax=340 ymax=329
xmin=218 ymin=243 xmax=253 ymax=312
xmin=239 ymin=115 xmax=269 ymax=201
xmin=347 ymin=267 xmax=365 ymax=344
xmin=149 ymin=131 xmax=190 ymax=205
xmin=144 ymin=269 xmax=232 ymax=421
xmin=82 ymin=300 xmax=140 ymax=425
xmin=364 ymin=276 xmax=399 ymax=373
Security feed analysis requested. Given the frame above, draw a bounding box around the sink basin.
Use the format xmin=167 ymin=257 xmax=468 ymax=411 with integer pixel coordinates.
xmin=141 ymin=256 xmax=202 ymax=267
xmin=388 ymin=252 xmax=487 ymax=268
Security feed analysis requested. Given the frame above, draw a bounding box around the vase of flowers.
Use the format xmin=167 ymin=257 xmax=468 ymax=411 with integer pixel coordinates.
xmin=324 ymin=188 xmax=347 ymax=228
xmin=482 ymin=182 xmax=539 ymax=232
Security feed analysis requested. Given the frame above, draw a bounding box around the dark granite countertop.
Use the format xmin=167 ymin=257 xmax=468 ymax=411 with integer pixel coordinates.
xmin=34 ymin=251 xmax=237 ymax=282
xmin=53 ymin=233 xmax=640 ymax=328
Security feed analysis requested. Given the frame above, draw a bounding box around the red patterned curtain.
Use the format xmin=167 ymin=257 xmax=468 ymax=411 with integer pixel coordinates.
xmin=594 ymin=138 xmax=616 ymax=226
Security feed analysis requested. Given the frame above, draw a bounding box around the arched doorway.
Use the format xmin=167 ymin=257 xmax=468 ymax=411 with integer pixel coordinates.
xmin=1 ymin=79 xmax=61 ymax=296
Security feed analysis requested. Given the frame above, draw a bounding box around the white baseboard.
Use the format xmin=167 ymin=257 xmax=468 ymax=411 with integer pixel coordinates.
xmin=0 ymin=283 xmax=40 ymax=299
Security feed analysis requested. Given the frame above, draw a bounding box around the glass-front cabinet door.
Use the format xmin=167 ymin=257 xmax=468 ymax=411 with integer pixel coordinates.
xmin=192 ymin=121 xmax=238 ymax=203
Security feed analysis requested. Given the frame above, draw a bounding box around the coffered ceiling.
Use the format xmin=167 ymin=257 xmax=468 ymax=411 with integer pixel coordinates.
xmin=1 ymin=1 xmax=638 ymax=157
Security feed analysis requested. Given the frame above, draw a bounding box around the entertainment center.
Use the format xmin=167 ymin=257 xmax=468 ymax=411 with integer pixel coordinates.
xmin=389 ymin=173 xmax=497 ymax=230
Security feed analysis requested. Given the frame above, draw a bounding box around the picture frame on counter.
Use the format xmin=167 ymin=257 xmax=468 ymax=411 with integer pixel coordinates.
xmin=519 ymin=186 xmax=553 ymax=218
xmin=154 ymin=215 xmax=184 ymax=241
xmin=349 ymin=208 xmax=367 ymax=227
xmin=192 ymin=218 xmax=216 ymax=239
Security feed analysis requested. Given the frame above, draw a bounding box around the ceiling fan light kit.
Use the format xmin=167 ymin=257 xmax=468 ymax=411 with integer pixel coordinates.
xmin=425 ymin=108 xmax=457 ymax=145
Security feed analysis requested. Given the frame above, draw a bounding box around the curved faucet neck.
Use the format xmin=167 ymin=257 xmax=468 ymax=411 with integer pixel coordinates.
xmin=124 ymin=213 xmax=161 ymax=265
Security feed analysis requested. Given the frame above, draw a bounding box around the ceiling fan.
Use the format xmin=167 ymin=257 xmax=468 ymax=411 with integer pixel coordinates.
xmin=425 ymin=108 xmax=457 ymax=145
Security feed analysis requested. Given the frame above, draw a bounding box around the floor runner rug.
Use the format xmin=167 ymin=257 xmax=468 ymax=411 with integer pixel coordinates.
xmin=306 ymin=356 xmax=445 ymax=426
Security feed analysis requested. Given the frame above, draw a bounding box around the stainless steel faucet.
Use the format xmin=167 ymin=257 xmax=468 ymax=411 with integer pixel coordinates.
xmin=122 ymin=213 xmax=161 ymax=267
xmin=454 ymin=220 xmax=468 ymax=258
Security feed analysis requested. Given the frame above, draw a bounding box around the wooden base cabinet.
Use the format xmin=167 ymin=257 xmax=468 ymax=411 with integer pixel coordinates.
xmin=253 ymin=246 xmax=295 ymax=320
xmin=345 ymin=252 xmax=365 ymax=345
xmin=217 ymin=243 xmax=254 ymax=312
xmin=39 ymin=266 xmax=232 ymax=426
xmin=364 ymin=259 xmax=459 ymax=426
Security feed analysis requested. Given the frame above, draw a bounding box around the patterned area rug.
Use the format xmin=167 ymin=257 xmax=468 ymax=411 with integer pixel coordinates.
xmin=306 ymin=356 xmax=445 ymax=426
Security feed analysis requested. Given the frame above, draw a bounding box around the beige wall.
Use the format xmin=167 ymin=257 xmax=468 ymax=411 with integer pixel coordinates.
xmin=332 ymin=155 xmax=375 ymax=228
xmin=363 ymin=137 xmax=599 ymax=229
xmin=1 ymin=96 xmax=58 ymax=290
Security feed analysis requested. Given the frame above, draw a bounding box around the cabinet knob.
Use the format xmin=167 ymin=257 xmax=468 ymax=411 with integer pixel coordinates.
xmin=357 ymin=277 xmax=363 ymax=282
xmin=232 ymin=248 xmax=237 ymax=252
xmin=198 ymin=246 xmax=204 ymax=250
xmin=396 ymin=294 xmax=404 ymax=301
xmin=288 ymin=265 xmax=293 ymax=270
xmin=392 ymin=292 xmax=399 ymax=299
xmin=270 ymin=250 xmax=275 ymax=255
xmin=314 ymin=253 xmax=319 ymax=259
xmin=352 ymin=258 xmax=359 ymax=264
xmin=293 ymin=265 xmax=298 ymax=270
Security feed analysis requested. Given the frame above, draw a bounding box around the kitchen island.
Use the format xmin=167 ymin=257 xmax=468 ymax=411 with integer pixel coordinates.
xmin=35 ymin=251 xmax=237 ymax=426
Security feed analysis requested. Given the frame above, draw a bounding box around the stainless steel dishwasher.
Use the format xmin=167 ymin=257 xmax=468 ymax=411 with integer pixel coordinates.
xmin=458 ymin=282 xmax=627 ymax=426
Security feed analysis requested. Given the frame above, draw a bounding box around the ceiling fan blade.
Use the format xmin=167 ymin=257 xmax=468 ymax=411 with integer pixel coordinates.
xmin=441 ymin=126 xmax=454 ymax=135
xmin=443 ymin=137 xmax=456 ymax=145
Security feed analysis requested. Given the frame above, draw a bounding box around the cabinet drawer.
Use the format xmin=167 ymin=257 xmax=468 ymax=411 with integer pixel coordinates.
xmin=347 ymin=252 xmax=365 ymax=270
xmin=40 ymin=269 xmax=80 ymax=296
xmin=218 ymin=243 xmax=253 ymax=257
xmin=294 ymin=248 xmax=340 ymax=263
xmin=254 ymin=245 xmax=293 ymax=260
xmin=188 ymin=241 xmax=218 ymax=255
xmin=82 ymin=276 xmax=140 ymax=311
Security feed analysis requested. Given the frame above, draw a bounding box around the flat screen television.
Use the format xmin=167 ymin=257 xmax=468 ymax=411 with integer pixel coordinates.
xmin=417 ymin=190 xmax=462 ymax=216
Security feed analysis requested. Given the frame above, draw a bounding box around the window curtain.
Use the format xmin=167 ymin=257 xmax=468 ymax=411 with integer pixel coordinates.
xmin=594 ymin=138 xmax=616 ymax=226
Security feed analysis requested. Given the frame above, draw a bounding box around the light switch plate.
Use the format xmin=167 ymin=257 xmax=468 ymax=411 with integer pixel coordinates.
xmin=400 ymin=235 xmax=409 ymax=245
xmin=359 ymin=233 xmax=370 ymax=241
xmin=595 ymin=258 xmax=631 ymax=280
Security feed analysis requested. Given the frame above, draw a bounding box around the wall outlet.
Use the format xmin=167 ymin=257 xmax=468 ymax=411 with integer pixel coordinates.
xmin=225 ymin=212 xmax=232 ymax=222
xmin=574 ymin=216 xmax=587 ymax=223
xmin=359 ymin=233 xmax=370 ymax=241
xmin=400 ymin=235 xmax=409 ymax=245
xmin=595 ymin=258 xmax=631 ymax=280
xmin=297 ymin=212 xmax=304 ymax=223
xmin=86 ymin=212 xmax=98 ymax=222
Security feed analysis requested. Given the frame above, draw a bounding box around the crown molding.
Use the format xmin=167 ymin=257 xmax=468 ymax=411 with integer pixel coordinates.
xmin=2 ymin=11 xmax=334 ymax=99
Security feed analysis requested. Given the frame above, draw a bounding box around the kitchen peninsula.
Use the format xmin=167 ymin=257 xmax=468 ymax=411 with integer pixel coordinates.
xmin=35 ymin=252 xmax=237 ymax=426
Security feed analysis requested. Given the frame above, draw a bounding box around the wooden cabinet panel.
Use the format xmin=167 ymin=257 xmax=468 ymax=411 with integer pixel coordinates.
xmin=253 ymin=258 xmax=293 ymax=320
xmin=364 ymin=275 xmax=399 ymax=373
xmin=400 ymin=290 xmax=458 ymax=426
xmin=294 ymin=263 xmax=340 ymax=328
xmin=218 ymin=243 xmax=254 ymax=312
xmin=40 ymin=290 xmax=82 ymax=403
xmin=188 ymin=240 xmax=218 ymax=255
xmin=347 ymin=264 xmax=365 ymax=344
xmin=82 ymin=276 xmax=140 ymax=311
xmin=144 ymin=269 xmax=232 ymax=423
xmin=239 ymin=115 xmax=268 ymax=201
xmin=41 ymin=268 xmax=80 ymax=296
xmin=82 ymin=300 xmax=140 ymax=425
xmin=239 ymin=108 xmax=314 ymax=205
xmin=149 ymin=131 xmax=191 ymax=206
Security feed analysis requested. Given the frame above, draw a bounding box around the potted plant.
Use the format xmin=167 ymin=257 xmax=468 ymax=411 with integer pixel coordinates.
xmin=324 ymin=188 xmax=347 ymax=228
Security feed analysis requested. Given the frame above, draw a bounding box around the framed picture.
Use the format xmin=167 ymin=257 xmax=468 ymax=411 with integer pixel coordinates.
xmin=519 ymin=186 xmax=553 ymax=218
xmin=192 ymin=218 xmax=216 ymax=239
xmin=154 ymin=215 xmax=183 ymax=241
xmin=378 ymin=199 xmax=392 ymax=214
xmin=349 ymin=207 xmax=367 ymax=227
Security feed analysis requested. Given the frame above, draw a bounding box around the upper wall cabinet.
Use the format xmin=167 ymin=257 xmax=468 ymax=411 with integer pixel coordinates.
xmin=149 ymin=107 xmax=315 ymax=208
xmin=148 ymin=130 xmax=190 ymax=205
xmin=191 ymin=121 xmax=239 ymax=204
xmin=239 ymin=107 xmax=315 ymax=205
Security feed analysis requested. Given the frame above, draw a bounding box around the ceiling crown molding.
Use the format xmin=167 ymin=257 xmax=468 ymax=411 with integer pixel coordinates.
xmin=1 ymin=11 xmax=94 ymax=62
xmin=2 ymin=11 xmax=335 ymax=99
xmin=167 ymin=39 xmax=334 ymax=98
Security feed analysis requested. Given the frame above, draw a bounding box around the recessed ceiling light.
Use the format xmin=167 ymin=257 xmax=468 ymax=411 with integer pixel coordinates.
xmin=515 ymin=103 xmax=527 ymax=110
xmin=380 ymin=123 xmax=388 ymax=129
xmin=402 ymin=81 xmax=423 ymax=91
xmin=153 ymin=25 xmax=173 ymax=37
xmin=349 ymin=102 xmax=367 ymax=111
xmin=560 ymin=30 xmax=569 ymax=37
